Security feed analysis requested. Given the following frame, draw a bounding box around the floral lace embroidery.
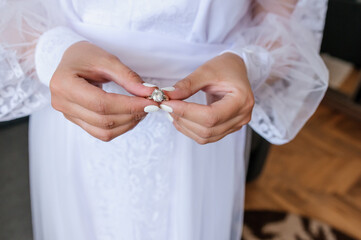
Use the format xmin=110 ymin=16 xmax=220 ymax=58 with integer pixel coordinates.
xmin=247 ymin=0 xmax=329 ymax=144
xmin=0 ymin=45 xmax=49 ymax=121
xmin=83 ymin=94 xmax=175 ymax=239
xmin=293 ymin=0 xmax=328 ymax=49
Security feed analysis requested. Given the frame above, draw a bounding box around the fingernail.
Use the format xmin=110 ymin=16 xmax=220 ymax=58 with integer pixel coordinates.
xmin=143 ymin=83 xmax=157 ymax=88
xmin=144 ymin=105 xmax=160 ymax=113
xmin=161 ymin=86 xmax=175 ymax=92
xmin=166 ymin=112 xmax=174 ymax=122
xmin=160 ymin=104 xmax=173 ymax=113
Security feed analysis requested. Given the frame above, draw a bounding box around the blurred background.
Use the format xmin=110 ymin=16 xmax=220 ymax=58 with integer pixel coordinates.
xmin=243 ymin=0 xmax=361 ymax=239
xmin=1 ymin=0 xmax=361 ymax=239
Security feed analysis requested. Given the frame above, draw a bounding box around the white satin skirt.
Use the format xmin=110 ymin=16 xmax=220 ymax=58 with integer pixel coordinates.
xmin=28 ymin=79 xmax=248 ymax=240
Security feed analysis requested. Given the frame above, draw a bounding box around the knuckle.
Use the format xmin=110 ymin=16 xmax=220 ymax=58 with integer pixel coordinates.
xmin=98 ymin=130 xmax=114 ymax=142
xmin=63 ymin=114 xmax=71 ymax=121
xmin=128 ymin=122 xmax=138 ymax=131
xmin=247 ymin=93 xmax=255 ymax=110
xmin=133 ymin=113 xmax=145 ymax=122
xmin=199 ymin=127 xmax=213 ymax=139
xmin=196 ymin=138 xmax=209 ymax=145
xmin=128 ymin=103 xmax=138 ymax=115
xmin=50 ymin=97 xmax=65 ymax=113
xmin=177 ymin=107 xmax=186 ymax=118
xmin=205 ymin=114 xmax=218 ymax=128
xmin=173 ymin=122 xmax=182 ymax=132
xmin=235 ymin=122 xmax=244 ymax=130
xmin=99 ymin=116 xmax=115 ymax=129
xmin=126 ymin=69 xmax=141 ymax=82
xmin=94 ymin=54 xmax=119 ymax=75
xmin=106 ymin=54 xmax=119 ymax=64
xmin=84 ymin=62 xmax=99 ymax=75
xmin=104 ymin=54 xmax=120 ymax=66
xmin=198 ymin=64 xmax=215 ymax=76
xmin=94 ymin=95 xmax=108 ymax=115
xmin=172 ymin=114 xmax=180 ymax=122
xmin=50 ymin=98 xmax=61 ymax=111
xmin=242 ymin=114 xmax=252 ymax=125
xmin=49 ymin=75 xmax=61 ymax=94
xmin=238 ymin=113 xmax=252 ymax=126
xmin=247 ymin=114 xmax=253 ymax=123
xmin=178 ymin=77 xmax=193 ymax=96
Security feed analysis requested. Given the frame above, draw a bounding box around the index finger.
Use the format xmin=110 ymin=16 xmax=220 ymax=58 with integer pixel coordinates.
xmin=62 ymin=77 xmax=156 ymax=115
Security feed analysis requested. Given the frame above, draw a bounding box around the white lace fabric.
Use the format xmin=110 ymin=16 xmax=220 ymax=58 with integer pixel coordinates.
xmin=0 ymin=45 xmax=48 ymax=121
xmin=0 ymin=0 xmax=329 ymax=142
xmin=1 ymin=1 xmax=330 ymax=240
xmin=223 ymin=0 xmax=329 ymax=144
xmin=0 ymin=0 xmax=63 ymax=121
xmin=35 ymin=27 xmax=87 ymax=87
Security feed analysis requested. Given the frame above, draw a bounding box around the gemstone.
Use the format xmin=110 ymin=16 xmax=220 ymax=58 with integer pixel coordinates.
xmin=151 ymin=89 xmax=166 ymax=102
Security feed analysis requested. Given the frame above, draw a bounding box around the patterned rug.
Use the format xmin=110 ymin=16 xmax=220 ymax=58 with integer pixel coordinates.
xmin=242 ymin=211 xmax=357 ymax=240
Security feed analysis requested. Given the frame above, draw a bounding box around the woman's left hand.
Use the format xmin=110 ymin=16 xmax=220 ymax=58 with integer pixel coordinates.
xmin=162 ymin=52 xmax=255 ymax=144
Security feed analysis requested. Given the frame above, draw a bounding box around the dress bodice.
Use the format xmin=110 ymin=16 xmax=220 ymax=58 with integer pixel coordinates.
xmin=1 ymin=0 xmax=330 ymax=145
xmin=66 ymin=0 xmax=250 ymax=44
xmin=59 ymin=0 xmax=253 ymax=81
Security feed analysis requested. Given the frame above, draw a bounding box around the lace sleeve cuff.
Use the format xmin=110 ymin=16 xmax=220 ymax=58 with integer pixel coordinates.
xmin=221 ymin=45 xmax=273 ymax=91
xmin=219 ymin=0 xmax=329 ymax=145
xmin=35 ymin=26 xmax=88 ymax=87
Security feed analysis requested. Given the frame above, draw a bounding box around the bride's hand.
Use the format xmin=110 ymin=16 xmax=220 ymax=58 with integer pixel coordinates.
xmin=50 ymin=41 xmax=158 ymax=142
xmin=162 ymin=52 xmax=255 ymax=144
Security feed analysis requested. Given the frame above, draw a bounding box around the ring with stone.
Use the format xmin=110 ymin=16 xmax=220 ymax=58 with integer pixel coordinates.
xmin=147 ymin=88 xmax=169 ymax=102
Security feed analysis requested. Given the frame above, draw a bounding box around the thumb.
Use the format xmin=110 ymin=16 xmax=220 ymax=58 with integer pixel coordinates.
xmin=166 ymin=70 xmax=208 ymax=100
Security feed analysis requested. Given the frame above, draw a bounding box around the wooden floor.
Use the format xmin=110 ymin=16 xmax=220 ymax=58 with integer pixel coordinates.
xmin=244 ymin=103 xmax=361 ymax=239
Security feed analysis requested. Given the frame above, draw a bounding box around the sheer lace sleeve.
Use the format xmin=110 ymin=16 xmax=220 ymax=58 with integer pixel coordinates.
xmin=224 ymin=0 xmax=329 ymax=144
xmin=0 ymin=0 xmax=86 ymax=122
xmin=0 ymin=0 xmax=57 ymax=121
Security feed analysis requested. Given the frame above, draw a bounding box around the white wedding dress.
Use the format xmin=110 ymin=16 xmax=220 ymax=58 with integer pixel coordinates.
xmin=0 ymin=0 xmax=329 ymax=239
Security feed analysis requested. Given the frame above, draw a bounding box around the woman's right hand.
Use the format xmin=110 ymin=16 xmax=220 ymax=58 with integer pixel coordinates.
xmin=50 ymin=41 xmax=158 ymax=142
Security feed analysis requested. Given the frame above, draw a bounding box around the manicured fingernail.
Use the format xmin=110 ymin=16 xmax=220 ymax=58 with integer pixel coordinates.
xmin=144 ymin=105 xmax=159 ymax=113
xmin=160 ymin=104 xmax=173 ymax=113
xmin=143 ymin=83 xmax=157 ymax=87
xmin=166 ymin=113 xmax=174 ymax=122
xmin=161 ymin=86 xmax=175 ymax=91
